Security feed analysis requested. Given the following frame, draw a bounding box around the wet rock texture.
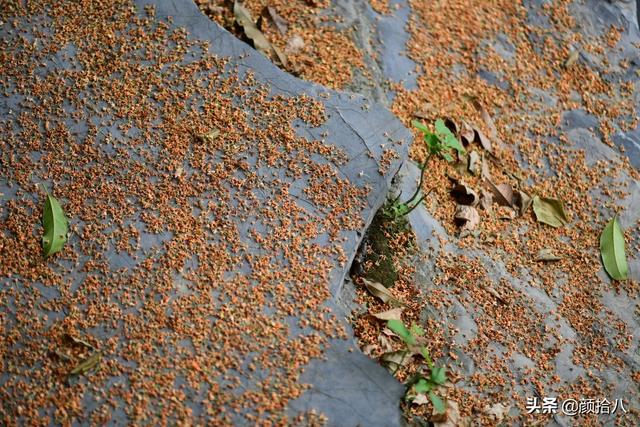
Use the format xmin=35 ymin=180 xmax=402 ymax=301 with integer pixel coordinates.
xmin=0 ymin=0 xmax=409 ymax=425
xmin=342 ymin=0 xmax=640 ymax=424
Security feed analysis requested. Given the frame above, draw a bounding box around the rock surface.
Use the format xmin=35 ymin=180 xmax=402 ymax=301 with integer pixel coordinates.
xmin=0 ymin=0 xmax=409 ymax=424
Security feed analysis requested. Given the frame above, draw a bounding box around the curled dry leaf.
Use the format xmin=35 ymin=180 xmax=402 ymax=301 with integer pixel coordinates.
xmin=468 ymin=150 xmax=481 ymax=175
xmin=450 ymin=184 xmax=479 ymax=206
xmin=473 ymin=127 xmax=493 ymax=154
xmin=362 ymin=278 xmax=405 ymax=306
xmin=479 ymin=189 xmax=493 ymax=212
xmin=371 ymin=307 xmax=403 ymax=321
xmin=514 ymin=190 xmax=532 ymax=216
xmin=459 ymin=120 xmax=475 ymax=146
xmin=234 ymin=2 xmax=287 ymax=67
xmin=600 ymin=216 xmax=628 ymax=281
xmin=412 ymin=394 xmax=430 ymax=405
xmin=454 ymin=205 xmax=480 ymax=231
xmin=486 ymin=180 xmax=513 ymax=206
xmin=444 ymin=118 xmax=458 ymax=135
xmin=535 ymin=248 xmax=562 ymax=262
xmin=468 ymin=96 xmax=504 ymax=151
xmin=381 ymin=350 xmax=412 ymax=370
xmin=262 ymin=6 xmax=288 ymax=35
xmin=532 ymin=196 xmax=569 ymax=228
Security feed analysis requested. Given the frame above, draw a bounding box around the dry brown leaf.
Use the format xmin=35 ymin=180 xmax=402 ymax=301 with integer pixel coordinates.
xmin=514 ymin=190 xmax=532 ymax=216
xmin=371 ymin=307 xmax=403 ymax=321
xmin=444 ymin=118 xmax=458 ymax=135
xmin=378 ymin=334 xmax=393 ymax=352
xmin=479 ymin=189 xmax=493 ymax=212
xmin=481 ymin=154 xmax=491 ymax=180
xmin=535 ymin=248 xmax=562 ymax=262
xmin=381 ymin=350 xmax=412 ymax=369
xmin=454 ymin=205 xmax=480 ymax=230
xmin=412 ymin=394 xmax=430 ymax=405
xmin=486 ymin=180 xmax=513 ymax=206
xmin=234 ymin=2 xmax=287 ymax=67
xmin=362 ymin=278 xmax=405 ymax=306
xmin=465 ymin=95 xmax=504 ymax=151
xmin=262 ymin=6 xmax=288 ymax=35
xmin=459 ymin=120 xmax=475 ymax=146
xmin=483 ymin=402 xmax=511 ymax=422
xmin=433 ymin=400 xmax=462 ymax=426
xmin=468 ymin=150 xmax=481 ymax=175
xmin=473 ymin=127 xmax=493 ymax=154
xmin=451 ymin=184 xmax=479 ymax=206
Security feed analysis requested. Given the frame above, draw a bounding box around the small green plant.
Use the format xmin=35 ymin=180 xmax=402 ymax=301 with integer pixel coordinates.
xmin=383 ymin=119 xmax=465 ymax=221
xmin=386 ymin=319 xmax=448 ymax=414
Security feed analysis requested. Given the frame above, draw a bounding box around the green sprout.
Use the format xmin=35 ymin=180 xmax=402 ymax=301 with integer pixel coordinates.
xmin=387 ymin=319 xmax=448 ymax=414
xmin=383 ymin=119 xmax=466 ymax=221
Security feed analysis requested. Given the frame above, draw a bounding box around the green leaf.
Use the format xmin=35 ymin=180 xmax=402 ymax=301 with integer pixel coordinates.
xmin=600 ymin=216 xmax=628 ymax=281
xmin=414 ymin=378 xmax=432 ymax=394
xmin=409 ymin=322 xmax=425 ymax=337
xmin=42 ymin=192 xmax=68 ymax=257
xmin=441 ymin=152 xmax=454 ymax=162
xmin=412 ymin=120 xmax=430 ymax=134
xmin=435 ymin=119 xmax=465 ymax=155
xmin=387 ymin=319 xmax=416 ymax=346
xmin=429 ymin=391 xmax=446 ymax=414
xmin=420 ymin=345 xmax=433 ymax=368
xmin=431 ymin=366 xmax=447 ymax=385
xmin=532 ymin=196 xmax=568 ymax=228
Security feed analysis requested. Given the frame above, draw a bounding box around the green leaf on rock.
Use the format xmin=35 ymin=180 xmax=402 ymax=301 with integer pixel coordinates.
xmin=414 ymin=378 xmax=432 ymax=394
xmin=532 ymin=196 xmax=568 ymax=228
xmin=387 ymin=319 xmax=416 ymax=346
xmin=435 ymin=119 xmax=465 ymax=155
xmin=431 ymin=366 xmax=447 ymax=385
xmin=412 ymin=120 xmax=430 ymax=134
xmin=429 ymin=391 xmax=446 ymax=414
xmin=600 ymin=216 xmax=628 ymax=281
xmin=42 ymin=191 xmax=68 ymax=257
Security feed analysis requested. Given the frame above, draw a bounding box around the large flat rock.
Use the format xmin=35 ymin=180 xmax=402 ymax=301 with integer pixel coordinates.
xmin=0 ymin=1 xmax=409 ymax=424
